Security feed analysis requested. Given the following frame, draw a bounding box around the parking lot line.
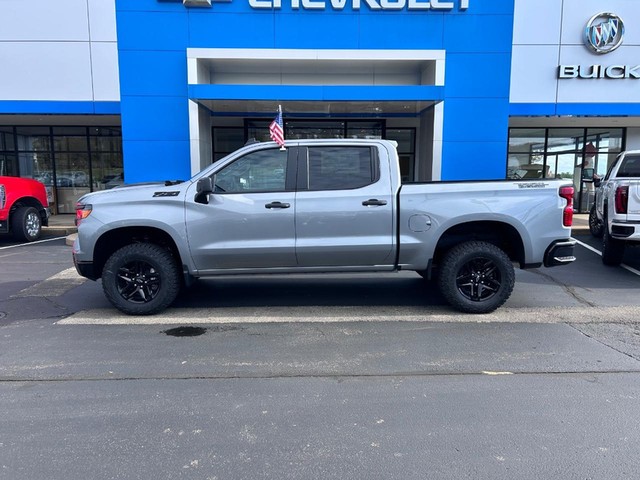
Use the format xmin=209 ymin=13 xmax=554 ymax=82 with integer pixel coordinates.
xmin=57 ymin=305 xmax=640 ymax=326
xmin=573 ymin=237 xmax=640 ymax=277
xmin=0 ymin=236 xmax=66 ymax=250
xmin=12 ymin=267 xmax=86 ymax=298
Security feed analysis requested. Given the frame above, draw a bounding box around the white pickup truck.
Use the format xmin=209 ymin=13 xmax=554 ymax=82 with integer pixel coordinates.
xmin=590 ymin=150 xmax=640 ymax=265
xmin=73 ymin=139 xmax=576 ymax=315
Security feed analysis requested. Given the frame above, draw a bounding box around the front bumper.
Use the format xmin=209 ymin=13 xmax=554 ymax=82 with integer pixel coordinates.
xmin=544 ymin=239 xmax=577 ymax=267
xmin=73 ymin=254 xmax=98 ymax=280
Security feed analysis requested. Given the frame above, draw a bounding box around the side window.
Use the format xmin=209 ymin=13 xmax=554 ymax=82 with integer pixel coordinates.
xmin=214 ymin=149 xmax=287 ymax=193
xmin=307 ymin=147 xmax=377 ymax=191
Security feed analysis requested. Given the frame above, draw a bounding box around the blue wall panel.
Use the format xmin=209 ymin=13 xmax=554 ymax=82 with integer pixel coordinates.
xmin=443 ymin=98 xmax=509 ymax=143
xmin=441 ymin=141 xmax=508 ymax=180
xmin=0 ymin=101 xmax=120 ymax=115
xmin=116 ymin=0 xmax=516 ymax=182
xmin=117 ymin=11 xmax=189 ymax=51
xmin=122 ymin=140 xmax=192 ymax=181
xmin=274 ymin=13 xmax=360 ymax=49
xmin=443 ymin=13 xmax=514 ymax=53
xmin=445 ymin=53 xmax=511 ymax=98
xmin=119 ymin=50 xmax=189 ymax=97
xmin=121 ymin=96 xmax=190 ymax=142
xmin=357 ymin=13 xmax=445 ymax=49
xmin=189 ymin=84 xmax=444 ymax=101
xmin=189 ymin=13 xmax=275 ymax=48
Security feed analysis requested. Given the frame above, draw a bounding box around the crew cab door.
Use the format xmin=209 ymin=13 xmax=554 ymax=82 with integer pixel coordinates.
xmin=294 ymin=145 xmax=395 ymax=267
xmin=185 ymin=147 xmax=297 ymax=272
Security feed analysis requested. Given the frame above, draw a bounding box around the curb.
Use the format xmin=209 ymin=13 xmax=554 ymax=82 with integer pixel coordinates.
xmin=43 ymin=227 xmax=77 ymax=236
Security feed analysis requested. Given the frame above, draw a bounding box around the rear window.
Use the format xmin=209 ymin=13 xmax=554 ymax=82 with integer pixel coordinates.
xmin=617 ymin=155 xmax=640 ymax=178
xmin=307 ymin=147 xmax=377 ymax=191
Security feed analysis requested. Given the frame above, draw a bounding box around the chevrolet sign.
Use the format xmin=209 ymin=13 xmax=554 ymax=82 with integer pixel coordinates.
xmin=249 ymin=0 xmax=469 ymax=9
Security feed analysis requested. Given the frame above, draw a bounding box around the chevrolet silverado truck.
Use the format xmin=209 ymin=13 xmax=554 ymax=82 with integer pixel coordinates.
xmin=589 ymin=150 xmax=640 ymax=265
xmin=0 ymin=176 xmax=50 ymax=242
xmin=72 ymin=139 xmax=576 ymax=315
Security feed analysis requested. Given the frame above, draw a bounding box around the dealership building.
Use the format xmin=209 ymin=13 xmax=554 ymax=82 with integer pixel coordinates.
xmin=0 ymin=0 xmax=638 ymax=214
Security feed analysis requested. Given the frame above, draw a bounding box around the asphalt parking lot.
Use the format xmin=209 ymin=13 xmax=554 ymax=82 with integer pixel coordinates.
xmin=1 ymin=226 xmax=640 ymax=479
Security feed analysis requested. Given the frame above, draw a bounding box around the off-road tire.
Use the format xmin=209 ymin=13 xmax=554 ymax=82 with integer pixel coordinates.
xmin=588 ymin=204 xmax=604 ymax=238
xmin=11 ymin=206 xmax=42 ymax=242
xmin=438 ymin=241 xmax=515 ymax=314
xmin=602 ymin=215 xmax=625 ymax=266
xmin=102 ymin=243 xmax=181 ymax=315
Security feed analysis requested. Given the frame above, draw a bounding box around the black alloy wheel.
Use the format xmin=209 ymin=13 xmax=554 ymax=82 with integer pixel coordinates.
xmin=438 ymin=241 xmax=515 ymax=314
xmin=102 ymin=243 xmax=181 ymax=315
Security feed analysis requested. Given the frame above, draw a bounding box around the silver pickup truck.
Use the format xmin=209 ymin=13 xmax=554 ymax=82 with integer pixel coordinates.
xmin=73 ymin=139 xmax=576 ymax=315
xmin=590 ymin=150 xmax=640 ymax=265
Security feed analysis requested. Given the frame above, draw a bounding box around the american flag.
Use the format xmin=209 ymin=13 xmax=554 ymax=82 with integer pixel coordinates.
xmin=269 ymin=108 xmax=285 ymax=148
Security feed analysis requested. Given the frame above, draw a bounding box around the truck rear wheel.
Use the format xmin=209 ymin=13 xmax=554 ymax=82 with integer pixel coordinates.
xmin=11 ymin=206 xmax=42 ymax=242
xmin=588 ymin=205 xmax=604 ymax=238
xmin=438 ymin=241 xmax=515 ymax=314
xmin=602 ymin=220 xmax=625 ymax=266
xmin=102 ymin=243 xmax=180 ymax=315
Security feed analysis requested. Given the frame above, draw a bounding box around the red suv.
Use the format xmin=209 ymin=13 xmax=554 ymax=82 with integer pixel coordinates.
xmin=0 ymin=176 xmax=50 ymax=242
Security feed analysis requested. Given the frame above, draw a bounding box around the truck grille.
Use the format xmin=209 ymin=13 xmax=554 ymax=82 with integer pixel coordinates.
xmin=0 ymin=184 xmax=5 ymax=210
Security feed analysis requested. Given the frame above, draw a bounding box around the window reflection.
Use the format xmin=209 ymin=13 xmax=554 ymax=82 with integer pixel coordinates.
xmin=508 ymin=127 xmax=625 ymax=212
xmin=1 ymin=125 xmax=123 ymax=214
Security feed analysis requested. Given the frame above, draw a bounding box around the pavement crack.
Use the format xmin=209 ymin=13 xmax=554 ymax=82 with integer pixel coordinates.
xmin=568 ymin=323 xmax=640 ymax=363
xmin=530 ymin=269 xmax=597 ymax=307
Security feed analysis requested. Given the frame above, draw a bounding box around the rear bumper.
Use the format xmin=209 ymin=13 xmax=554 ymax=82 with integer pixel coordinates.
xmin=544 ymin=239 xmax=577 ymax=267
xmin=611 ymin=220 xmax=640 ymax=241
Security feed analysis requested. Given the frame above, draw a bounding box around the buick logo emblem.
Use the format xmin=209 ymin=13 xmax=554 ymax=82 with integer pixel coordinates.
xmin=585 ymin=13 xmax=625 ymax=54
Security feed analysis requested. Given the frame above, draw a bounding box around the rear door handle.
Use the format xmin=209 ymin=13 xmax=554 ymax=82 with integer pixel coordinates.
xmin=362 ymin=199 xmax=388 ymax=206
xmin=265 ymin=201 xmax=290 ymax=209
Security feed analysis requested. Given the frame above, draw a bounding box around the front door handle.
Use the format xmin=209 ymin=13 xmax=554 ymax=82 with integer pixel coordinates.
xmin=362 ymin=199 xmax=388 ymax=206
xmin=265 ymin=201 xmax=291 ymax=209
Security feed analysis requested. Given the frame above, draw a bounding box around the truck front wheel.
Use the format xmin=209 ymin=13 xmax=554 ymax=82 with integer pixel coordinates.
xmin=12 ymin=206 xmax=42 ymax=242
xmin=438 ymin=241 xmax=515 ymax=314
xmin=102 ymin=243 xmax=181 ymax=315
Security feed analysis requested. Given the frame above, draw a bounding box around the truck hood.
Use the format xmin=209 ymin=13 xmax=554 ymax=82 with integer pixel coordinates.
xmin=78 ymin=181 xmax=189 ymax=205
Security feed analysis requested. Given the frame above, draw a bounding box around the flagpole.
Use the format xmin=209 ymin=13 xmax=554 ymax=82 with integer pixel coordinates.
xmin=278 ymin=104 xmax=286 ymax=151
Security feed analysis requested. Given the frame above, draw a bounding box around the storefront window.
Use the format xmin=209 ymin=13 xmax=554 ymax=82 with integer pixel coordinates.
xmin=0 ymin=154 xmax=17 ymax=177
xmin=386 ymin=129 xmax=415 ymax=182
xmin=508 ymin=127 xmax=627 ymax=212
xmin=213 ymin=127 xmax=245 ymax=162
xmin=507 ymin=129 xmax=546 ymax=179
xmin=1 ymin=125 xmax=123 ymax=214
xmin=0 ymin=127 xmax=15 ymax=152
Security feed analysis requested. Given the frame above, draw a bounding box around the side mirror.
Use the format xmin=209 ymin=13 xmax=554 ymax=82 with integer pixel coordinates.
xmin=593 ymin=177 xmax=602 ymax=188
xmin=194 ymin=177 xmax=213 ymax=205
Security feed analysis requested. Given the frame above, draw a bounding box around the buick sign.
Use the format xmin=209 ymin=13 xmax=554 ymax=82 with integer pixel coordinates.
xmin=558 ymin=12 xmax=638 ymax=80
xmin=585 ymin=12 xmax=625 ymax=54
